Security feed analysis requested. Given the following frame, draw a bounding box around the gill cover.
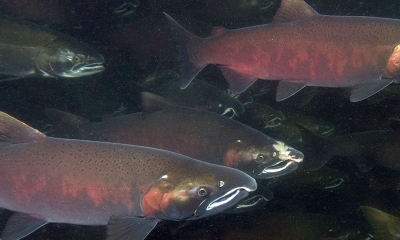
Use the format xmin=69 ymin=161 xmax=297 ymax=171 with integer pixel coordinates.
xmin=35 ymin=38 xmax=104 ymax=78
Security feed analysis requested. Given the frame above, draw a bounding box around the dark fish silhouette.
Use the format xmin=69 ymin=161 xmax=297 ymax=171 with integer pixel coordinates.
xmin=0 ymin=15 xmax=104 ymax=80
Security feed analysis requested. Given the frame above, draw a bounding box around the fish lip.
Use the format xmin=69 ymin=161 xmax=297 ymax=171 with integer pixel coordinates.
xmin=257 ymin=161 xmax=299 ymax=178
xmin=206 ymin=187 xmax=252 ymax=211
xmin=193 ymin=187 xmax=253 ymax=218
xmin=254 ymin=145 xmax=304 ymax=178
xmin=66 ymin=62 xmax=105 ymax=77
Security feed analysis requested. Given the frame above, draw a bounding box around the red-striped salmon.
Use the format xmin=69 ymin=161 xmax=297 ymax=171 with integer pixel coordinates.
xmin=165 ymin=0 xmax=400 ymax=102
xmin=0 ymin=112 xmax=256 ymax=240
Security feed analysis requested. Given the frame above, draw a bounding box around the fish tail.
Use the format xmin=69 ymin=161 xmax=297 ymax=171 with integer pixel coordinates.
xmin=298 ymin=126 xmax=332 ymax=170
xmin=163 ymin=13 xmax=205 ymax=89
xmin=45 ymin=108 xmax=88 ymax=139
xmin=361 ymin=206 xmax=400 ymax=240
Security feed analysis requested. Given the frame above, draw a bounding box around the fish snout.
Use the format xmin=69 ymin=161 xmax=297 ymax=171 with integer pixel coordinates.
xmin=254 ymin=142 xmax=304 ymax=179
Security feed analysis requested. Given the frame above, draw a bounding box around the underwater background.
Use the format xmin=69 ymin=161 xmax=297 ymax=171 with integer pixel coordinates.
xmin=1 ymin=0 xmax=400 ymax=239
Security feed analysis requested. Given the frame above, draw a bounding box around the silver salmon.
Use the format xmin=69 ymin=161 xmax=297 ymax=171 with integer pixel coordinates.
xmin=0 ymin=111 xmax=256 ymax=240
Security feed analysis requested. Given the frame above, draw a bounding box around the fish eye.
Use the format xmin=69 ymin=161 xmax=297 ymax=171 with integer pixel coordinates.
xmin=218 ymin=181 xmax=224 ymax=187
xmin=257 ymin=154 xmax=265 ymax=160
xmin=197 ymin=187 xmax=209 ymax=197
xmin=73 ymin=56 xmax=81 ymax=62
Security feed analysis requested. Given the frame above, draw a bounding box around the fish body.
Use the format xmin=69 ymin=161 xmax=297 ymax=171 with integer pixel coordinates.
xmin=0 ymin=15 xmax=104 ymax=79
xmin=46 ymin=92 xmax=304 ymax=179
xmin=165 ymin=0 xmax=400 ymax=101
xmin=303 ymin=129 xmax=400 ymax=171
xmin=0 ymin=111 xmax=256 ymax=240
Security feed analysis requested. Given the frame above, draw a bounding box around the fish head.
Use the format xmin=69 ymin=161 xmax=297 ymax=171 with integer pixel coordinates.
xmin=140 ymin=161 xmax=256 ymax=220
xmin=36 ymin=38 xmax=105 ymax=78
xmin=224 ymin=137 xmax=304 ymax=179
xmin=384 ymin=44 xmax=400 ymax=78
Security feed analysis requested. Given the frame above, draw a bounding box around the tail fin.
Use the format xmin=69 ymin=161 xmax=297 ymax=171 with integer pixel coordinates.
xmin=163 ymin=13 xmax=205 ymax=89
xmin=45 ymin=108 xmax=88 ymax=139
xmin=298 ymin=126 xmax=332 ymax=170
xmin=361 ymin=206 xmax=400 ymax=240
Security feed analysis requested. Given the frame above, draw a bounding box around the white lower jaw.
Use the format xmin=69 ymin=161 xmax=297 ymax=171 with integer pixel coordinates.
xmin=261 ymin=161 xmax=293 ymax=174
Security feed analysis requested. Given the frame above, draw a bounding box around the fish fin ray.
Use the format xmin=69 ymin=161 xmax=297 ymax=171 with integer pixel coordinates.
xmin=1 ymin=213 xmax=48 ymax=240
xmin=361 ymin=206 xmax=400 ymax=240
xmin=350 ymin=80 xmax=393 ymax=102
xmin=276 ymin=81 xmax=306 ymax=101
xmin=219 ymin=66 xmax=257 ymax=94
xmin=107 ymin=216 xmax=158 ymax=240
xmin=45 ymin=108 xmax=89 ymax=139
xmin=0 ymin=111 xmax=46 ymax=144
xmin=141 ymin=92 xmax=178 ymax=115
xmin=272 ymin=0 xmax=319 ymax=24
xmin=163 ymin=13 xmax=205 ymax=89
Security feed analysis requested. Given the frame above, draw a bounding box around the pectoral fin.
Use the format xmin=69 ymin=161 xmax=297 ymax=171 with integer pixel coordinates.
xmin=218 ymin=66 xmax=258 ymax=94
xmin=1 ymin=213 xmax=48 ymax=240
xmin=276 ymin=81 xmax=306 ymax=101
xmin=350 ymin=80 xmax=393 ymax=102
xmin=107 ymin=216 xmax=159 ymax=240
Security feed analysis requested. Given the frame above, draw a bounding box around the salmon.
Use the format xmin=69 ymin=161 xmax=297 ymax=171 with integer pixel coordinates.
xmin=0 ymin=111 xmax=256 ymax=240
xmin=165 ymin=0 xmax=400 ymax=102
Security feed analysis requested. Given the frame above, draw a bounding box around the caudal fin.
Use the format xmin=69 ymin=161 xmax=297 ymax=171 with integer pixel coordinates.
xmin=298 ymin=126 xmax=332 ymax=170
xmin=361 ymin=206 xmax=400 ymax=240
xmin=163 ymin=13 xmax=205 ymax=89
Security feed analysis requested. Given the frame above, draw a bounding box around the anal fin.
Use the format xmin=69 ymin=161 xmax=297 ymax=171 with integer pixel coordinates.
xmin=276 ymin=81 xmax=306 ymax=101
xmin=350 ymin=79 xmax=393 ymax=102
xmin=218 ymin=66 xmax=257 ymax=94
xmin=1 ymin=213 xmax=48 ymax=240
xmin=107 ymin=216 xmax=159 ymax=240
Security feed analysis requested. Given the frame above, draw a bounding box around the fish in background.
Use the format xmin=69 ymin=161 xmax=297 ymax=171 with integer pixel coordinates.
xmin=361 ymin=206 xmax=400 ymax=240
xmin=0 ymin=15 xmax=104 ymax=81
xmin=165 ymin=0 xmax=400 ymax=102
xmin=149 ymin=73 xmax=244 ymax=117
xmin=148 ymin=0 xmax=277 ymax=28
xmin=0 ymin=111 xmax=256 ymax=240
xmin=239 ymin=102 xmax=335 ymax=147
xmin=46 ymin=92 xmax=303 ymax=179
xmin=170 ymin=211 xmax=372 ymax=240
xmin=301 ymin=129 xmax=400 ymax=171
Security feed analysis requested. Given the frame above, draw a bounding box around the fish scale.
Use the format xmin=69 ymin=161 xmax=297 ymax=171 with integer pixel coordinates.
xmin=165 ymin=0 xmax=400 ymax=102
xmin=0 ymin=111 xmax=256 ymax=240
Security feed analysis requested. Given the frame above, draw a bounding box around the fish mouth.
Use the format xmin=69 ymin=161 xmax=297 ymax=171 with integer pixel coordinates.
xmin=257 ymin=160 xmax=299 ymax=178
xmin=256 ymin=142 xmax=304 ymax=178
xmin=206 ymin=187 xmax=249 ymax=211
xmin=70 ymin=62 xmax=105 ymax=76
xmin=193 ymin=187 xmax=252 ymax=218
xmin=273 ymin=141 xmax=304 ymax=163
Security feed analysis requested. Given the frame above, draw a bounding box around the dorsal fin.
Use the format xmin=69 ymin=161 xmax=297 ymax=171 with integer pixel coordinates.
xmin=141 ymin=92 xmax=179 ymax=114
xmin=0 ymin=112 xmax=46 ymax=144
xmin=272 ymin=0 xmax=319 ymax=24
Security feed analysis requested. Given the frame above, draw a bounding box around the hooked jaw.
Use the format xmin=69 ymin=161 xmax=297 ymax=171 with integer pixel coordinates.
xmin=65 ymin=55 xmax=105 ymax=77
xmin=257 ymin=141 xmax=304 ymax=178
xmin=193 ymin=185 xmax=256 ymax=219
